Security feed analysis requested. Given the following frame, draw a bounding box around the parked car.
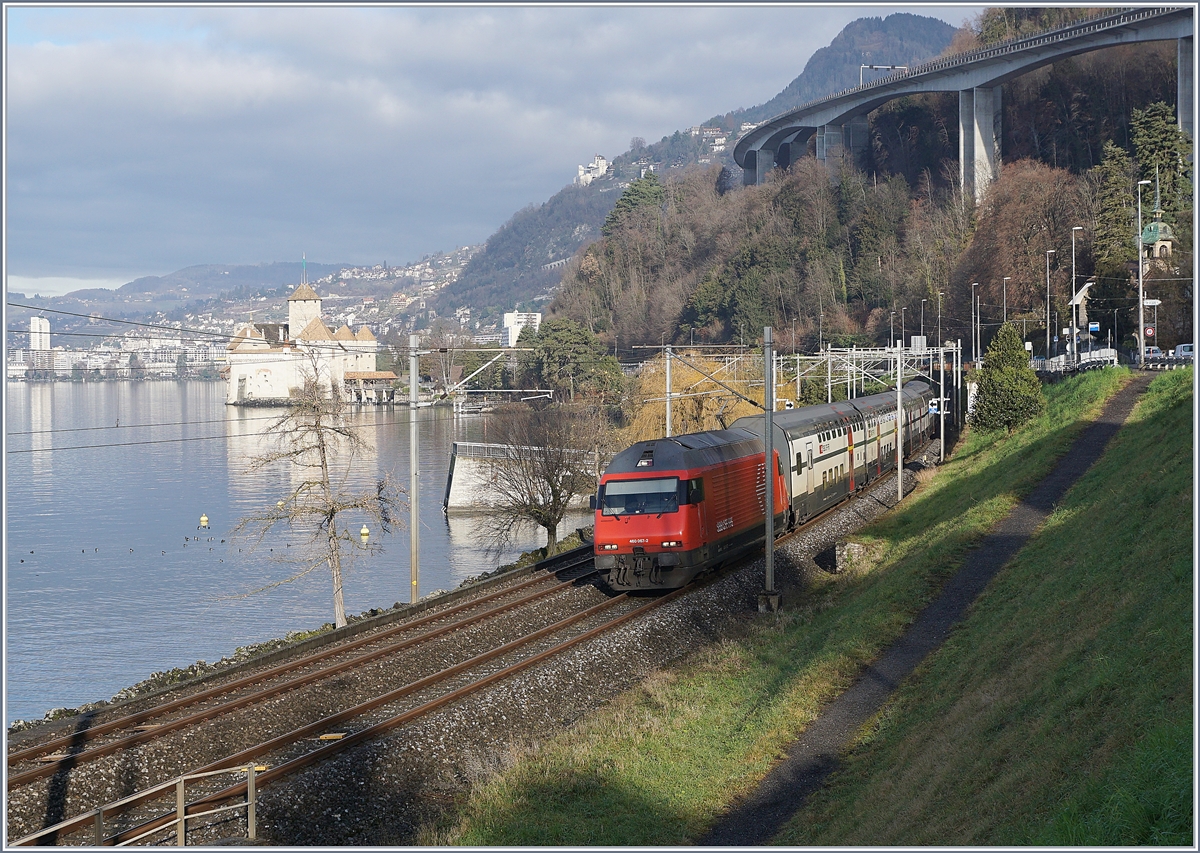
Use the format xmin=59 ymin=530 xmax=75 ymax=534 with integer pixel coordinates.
xmin=1145 ymin=346 xmax=1164 ymax=358
xmin=1173 ymin=343 xmax=1194 ymax=358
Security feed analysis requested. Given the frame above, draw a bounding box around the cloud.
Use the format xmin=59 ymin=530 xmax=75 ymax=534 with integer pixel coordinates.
xmin=5 ymin=5 xmax=980 ymax=285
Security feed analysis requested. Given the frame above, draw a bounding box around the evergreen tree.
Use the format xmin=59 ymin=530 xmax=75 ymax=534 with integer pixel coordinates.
xmin=602 ymin=173 xmax=665 ymax=236
xmin=970 ymin=323 xmax=1045 ymax=433
xmin=1131 ymin=102 xmax=1193 ymax=230
xmin=1088 ymin=141 xmax=1138 ymax=346
xmin=519 ymin=318 xmax=624 ymax=400
xmin=1091 ymin=141 xmax=1136 ymax=270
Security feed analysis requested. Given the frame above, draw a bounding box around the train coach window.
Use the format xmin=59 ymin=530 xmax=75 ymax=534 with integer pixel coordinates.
xmin=688 ymin=478 xmax=704 ymax=503
xmin=599 ymin=477 xmax=683 ymax=516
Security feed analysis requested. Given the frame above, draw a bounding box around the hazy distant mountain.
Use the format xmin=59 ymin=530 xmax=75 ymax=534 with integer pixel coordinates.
xmin=441 ymin=12 xmax=959 ymax=318
xmin=113 ymin=262 xmax=353 ymax=299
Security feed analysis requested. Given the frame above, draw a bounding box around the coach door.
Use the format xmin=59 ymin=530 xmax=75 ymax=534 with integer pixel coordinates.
xmin=805 ymin=440 xmax=815 ymax=516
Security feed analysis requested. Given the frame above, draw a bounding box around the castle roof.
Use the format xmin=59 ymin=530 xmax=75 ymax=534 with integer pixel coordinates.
xmin=227 ymin=324 xmax=265 ymax=351
xmin=333 ymin=325 xmax=356 ymax=341
xmin=355 ymin=326 xmax=376 ymax=342
xmin=288 ymin=283 xmax=321 ymax=301
xmin=295 ymin=317 xmax=334 ymax=341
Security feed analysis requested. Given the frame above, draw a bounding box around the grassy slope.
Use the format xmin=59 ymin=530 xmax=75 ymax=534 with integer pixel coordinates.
xmin=790 ymin=367 xmax=1193 ymax=846
xmin=425 ymin=367 xmax=1190 ymax=846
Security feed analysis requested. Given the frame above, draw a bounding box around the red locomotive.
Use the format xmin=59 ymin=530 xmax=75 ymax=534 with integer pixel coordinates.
xmin=594 ymin=382 xmax=935 ymax=590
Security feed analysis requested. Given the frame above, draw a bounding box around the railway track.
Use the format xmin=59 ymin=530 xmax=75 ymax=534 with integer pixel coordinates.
xmin=10 ymin=455 xmax=934 ymax=846
xmin=8 ymin=550 xmax=594 ymax=788
xmin=7 ymin=546 xmax=685 ymax=846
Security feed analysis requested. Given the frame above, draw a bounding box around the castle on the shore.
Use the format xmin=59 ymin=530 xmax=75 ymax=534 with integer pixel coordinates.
xmin=224 ymin=284 xmax=392 ymax=405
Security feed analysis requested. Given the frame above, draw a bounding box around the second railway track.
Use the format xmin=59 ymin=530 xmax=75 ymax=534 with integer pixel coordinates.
xmin=7 ymin=548 xmax=613 ymax=843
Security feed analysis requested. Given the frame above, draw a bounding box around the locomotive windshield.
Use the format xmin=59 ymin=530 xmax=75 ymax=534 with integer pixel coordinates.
xmin=598 ymin=477 xmax=681 ymax=516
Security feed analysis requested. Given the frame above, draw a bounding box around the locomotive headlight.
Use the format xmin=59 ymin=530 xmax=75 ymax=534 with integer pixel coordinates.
xmin=661 ymin=540 xmax=682 ymax=548
xmin=599 ymin=543 xmax=619 ymax=551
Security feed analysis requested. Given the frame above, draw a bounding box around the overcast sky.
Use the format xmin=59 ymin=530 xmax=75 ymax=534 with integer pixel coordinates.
xmin=5 ymin=3 xmax=982 ymax=296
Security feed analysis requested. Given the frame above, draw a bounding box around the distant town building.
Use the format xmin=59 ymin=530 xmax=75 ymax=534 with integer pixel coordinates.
xmin=503 ymin=311 xmax=542 ymax=347
xmin=224 ymin=283 xmax=383 ymax=405
xmin=28 ymin=317 xmax=52 ymax=370
xmin=30 ymin=317 xmax=50 ymax=352
xmin=575 ymin=154 xmax=608 ymax=187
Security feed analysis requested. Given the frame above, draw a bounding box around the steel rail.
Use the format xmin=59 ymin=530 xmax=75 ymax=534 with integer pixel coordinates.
xmin=21 ymin=585 xmax=668 ymax=845
xmin=105 ymin=587 xmax=685 ymax=847
xmin=8 ymin=565 xmax=593 ymax=786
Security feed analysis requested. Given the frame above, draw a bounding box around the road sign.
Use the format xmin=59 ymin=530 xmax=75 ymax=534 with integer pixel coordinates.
xmin=1089 ymin=321 xmax=1100 ymax=333
xmin=1145 ymin=326 xmax=1155 ymax=338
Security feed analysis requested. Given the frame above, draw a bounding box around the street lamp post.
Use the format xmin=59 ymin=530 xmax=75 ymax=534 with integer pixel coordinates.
xmin=890 ymin=311 xmax=895 ymax=347
xmin=1045 ymin=249 xmax=1056 ymax=360
xmin=920 ymin=298 xmax=926 ymax=338
xmin=900 ymin=307 xmax=906 ymax=349
xmin=1002 ymin=277 xmax=1010 ymax=323
xmin=1071 ymin=226 xmax=1082 ymax=365
xmin=971 ymin=283 xmax=979 ymax=363
xmin=937 ymin=291 xmax=943 ymax=347
xmin=1137 ymin=179 xmax=1152 ymax=366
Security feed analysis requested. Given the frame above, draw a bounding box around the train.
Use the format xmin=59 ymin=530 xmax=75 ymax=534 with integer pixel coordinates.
xmin=593 ymin=381 xmax=937 ymax=591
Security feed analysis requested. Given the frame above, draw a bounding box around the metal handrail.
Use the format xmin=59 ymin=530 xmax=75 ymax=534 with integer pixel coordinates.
xmin=11 ymin=764 xmax=260 ymax=847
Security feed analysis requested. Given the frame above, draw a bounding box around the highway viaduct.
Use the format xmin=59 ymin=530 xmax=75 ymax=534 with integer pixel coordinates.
xmin=734 ymin=6 xmax=1195 ymax=203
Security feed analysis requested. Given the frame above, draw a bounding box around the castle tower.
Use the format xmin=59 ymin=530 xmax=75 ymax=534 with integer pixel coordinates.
xmin=288 ymin=282 xmax=322 ymax=338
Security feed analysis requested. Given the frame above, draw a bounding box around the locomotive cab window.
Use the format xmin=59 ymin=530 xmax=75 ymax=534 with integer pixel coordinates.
xmin=599 ymin=477 xmax=689 ymax=516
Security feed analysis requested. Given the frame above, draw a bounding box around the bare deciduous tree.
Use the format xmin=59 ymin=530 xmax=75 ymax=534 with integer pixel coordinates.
xmin=234 ymin=362 xmax=404 ymax=628
xmin=480 ymin=404 xmax=600 ymax=556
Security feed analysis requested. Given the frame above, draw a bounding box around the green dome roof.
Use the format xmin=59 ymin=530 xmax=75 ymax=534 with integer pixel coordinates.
xmin=1142 ymin=218 xmax=1175 ymax=244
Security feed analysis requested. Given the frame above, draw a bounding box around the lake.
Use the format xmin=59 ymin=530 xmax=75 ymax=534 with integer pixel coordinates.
xmin=4 ymin=380 xmax=587 ymax=726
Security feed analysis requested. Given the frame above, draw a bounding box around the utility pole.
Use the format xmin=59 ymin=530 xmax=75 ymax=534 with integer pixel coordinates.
xmin=1137 ymin=179 xmax=1152 ymax=366
xmin=1071 ymin=226 xmax=1082 ymax=365
xmin=665 ymin=344 xmax=672 ymax=437
xmin=826 ymin=344 xmax=832 ymax=404
xmin=409 ymin=334 xmax=420 ymax=604
xmin=760 ymin=326 xmax=779 ymax=612
xmin=896 ymin=344 xmax=904 ymax=504
xmin=1044 ymin=250 xmax=1055 ymax=360
xmin=939 ymin=344 xmax=945 ymax=463
xmin=1002 ymin=277 xmax=1010 ymax=323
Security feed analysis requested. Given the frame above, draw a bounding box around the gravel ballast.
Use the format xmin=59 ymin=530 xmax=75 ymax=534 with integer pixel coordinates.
xmin=7 ymin=453 xmax=938 ymax=846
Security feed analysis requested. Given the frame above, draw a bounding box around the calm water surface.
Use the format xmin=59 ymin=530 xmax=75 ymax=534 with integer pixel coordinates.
xmin=4 ymin=380 xmax=585 ymax=725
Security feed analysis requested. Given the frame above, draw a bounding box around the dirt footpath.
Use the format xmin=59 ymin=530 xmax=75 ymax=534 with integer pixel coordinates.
xmin=699 ymin=373 xmax=1153 ymax=847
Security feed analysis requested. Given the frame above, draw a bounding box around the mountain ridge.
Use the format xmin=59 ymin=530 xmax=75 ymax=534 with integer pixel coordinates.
xmin=435 ymin=11 xmax=959 ymax=320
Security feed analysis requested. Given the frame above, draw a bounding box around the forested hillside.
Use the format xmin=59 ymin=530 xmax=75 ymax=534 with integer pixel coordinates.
xmin=438 ymin=12 xmax=960 ymax=319
xmin=433 ymin=183 xmax=619 ymax=323
xmin=547 ymin=10 xmax=1192 ymax=358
